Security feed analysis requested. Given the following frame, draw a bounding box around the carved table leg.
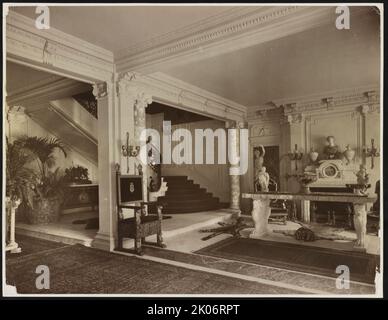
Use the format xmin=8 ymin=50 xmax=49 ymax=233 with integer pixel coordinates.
xmin=250 ymin=199 xmax=271 ymax=238
xmin=353 ymin=203 xmax=367 ymax=251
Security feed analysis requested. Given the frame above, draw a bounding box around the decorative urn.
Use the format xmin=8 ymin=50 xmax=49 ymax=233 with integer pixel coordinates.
xmin=343 ymin=145 xmax=355 ymax=164
xmin=309 ymin=147 xmax=319 ymax=163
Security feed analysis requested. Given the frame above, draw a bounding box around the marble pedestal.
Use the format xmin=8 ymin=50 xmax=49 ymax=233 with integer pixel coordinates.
xmin=249 ymin=199 xmax=271 ymax=238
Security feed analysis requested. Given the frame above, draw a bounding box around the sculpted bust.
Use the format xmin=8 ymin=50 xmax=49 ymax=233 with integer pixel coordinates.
xmin=323 ymin=136 xmax=340 ymax=160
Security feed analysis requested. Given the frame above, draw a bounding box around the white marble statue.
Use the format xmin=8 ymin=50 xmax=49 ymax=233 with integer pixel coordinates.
xmin=257 ymin=166 xmax=270 ymax=192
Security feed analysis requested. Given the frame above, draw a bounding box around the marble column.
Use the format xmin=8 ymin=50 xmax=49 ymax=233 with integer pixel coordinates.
xmin=285 ymin=109 xmax=306 ymax=221
xmin=226 ymin=121 xmax=244 ymax=215
xmin=92 ymin=81 xmax=116 ymax=251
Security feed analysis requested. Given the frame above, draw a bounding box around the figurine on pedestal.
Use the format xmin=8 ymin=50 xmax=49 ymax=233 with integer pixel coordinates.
xmin=323 ymin=136 xmax=340 ymax=160
xmin=355 ymin=164 xmax=370 ymax=195
xmin=255 ymin=166 xmax=270 ymax=192
xmin=254 ymin=145 xmax=269 ymax=192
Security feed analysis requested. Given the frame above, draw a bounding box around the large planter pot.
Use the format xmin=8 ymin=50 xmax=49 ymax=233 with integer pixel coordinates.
xmin=25 ymin=197 xmax=62 ymax=224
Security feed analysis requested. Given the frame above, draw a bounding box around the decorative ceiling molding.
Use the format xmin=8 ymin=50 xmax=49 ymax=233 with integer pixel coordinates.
xmin=247 ymin=85 xmax=380 ymax=123
xmin=6 ymin=11 xmax=114 ymax=82
xmin=279 ymin=85 xmax=380 ymax=116
xmin=120 ymin=72 xmax=247 ymax=122
xmin=116 ymin=6 xmax=341 ymax=74
xmin=6 ymin=77 xmax=90 ymax=107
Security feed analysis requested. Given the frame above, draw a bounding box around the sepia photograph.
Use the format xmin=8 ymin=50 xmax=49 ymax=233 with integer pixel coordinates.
xmin=2 ymin=3 xmax=383 ymax=300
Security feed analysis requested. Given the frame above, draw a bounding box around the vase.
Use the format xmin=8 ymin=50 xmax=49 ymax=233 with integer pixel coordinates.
xmin=343 ymin=145 xmax=355 ymax=164
xmin=309 ymin=148 xmax=319 ymax=163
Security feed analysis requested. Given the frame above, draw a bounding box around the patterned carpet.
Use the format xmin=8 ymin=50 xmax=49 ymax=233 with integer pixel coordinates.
xmin=6 ymin=235 xmax=301 ymax=294
xmin=196 ymin=237 xmax=379 ymax=284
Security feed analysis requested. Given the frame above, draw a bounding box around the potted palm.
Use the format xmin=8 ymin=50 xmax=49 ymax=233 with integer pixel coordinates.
xmin=64 ymin=165 xmax=91 ymax=184
xmin=18 ymin=136 xmax=67 ymax=224
xmin=5 ymin=138 xmax=36 ymax=251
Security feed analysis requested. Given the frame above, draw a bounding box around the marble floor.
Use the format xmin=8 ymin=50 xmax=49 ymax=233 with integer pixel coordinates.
xmin=15 ymin=209 xmax=380 ymax=255
xmin=12 ymin=210 xmax=381 ymax=296
xmin=16 ymin=211 xmax=98 ymax=246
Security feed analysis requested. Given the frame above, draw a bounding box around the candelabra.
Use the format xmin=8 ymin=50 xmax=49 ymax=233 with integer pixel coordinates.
xmin=287 ymin=144 xmax=304 ymax=171
xmin=122 ymin=132 xmax=140 ymax=173
xmin=363 ymin=138 xmax=380 ymax=169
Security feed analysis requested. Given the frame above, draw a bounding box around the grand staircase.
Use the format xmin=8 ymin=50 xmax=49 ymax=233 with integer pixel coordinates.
xmin=158 ymin=176 xmax=223 ymax=214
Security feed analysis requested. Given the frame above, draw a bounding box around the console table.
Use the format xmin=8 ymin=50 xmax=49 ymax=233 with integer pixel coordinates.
xmin=62 ymin=183 xmax=99 ymax=212
xmin=242 ymin=192 xmax=377 ymax=251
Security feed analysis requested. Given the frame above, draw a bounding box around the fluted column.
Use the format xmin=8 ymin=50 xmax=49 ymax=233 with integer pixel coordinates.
xmin=92 ymin=81 xmax=116 ymax=251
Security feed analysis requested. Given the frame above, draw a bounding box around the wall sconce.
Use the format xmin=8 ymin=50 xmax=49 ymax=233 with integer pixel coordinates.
xmin=287 ymin=144 xmax=304 ymax=171
xmin=363 ymin=138 xmax=380 ymax=169
xmin=122 ymin=132 xmax=140 ymax=173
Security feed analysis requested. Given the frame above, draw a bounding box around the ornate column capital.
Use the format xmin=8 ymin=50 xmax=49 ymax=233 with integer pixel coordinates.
xmin=360 ymin=104 xmax=370 ymax=115
xmin=365 ymin=90 xmax=379 ymax=113
xmin=225 ymin=120 xmax=245 ymax=129
xmin=116 ymin=71 xmax=152 ymax=106
xmin=323 ymin=97 xmax=335 ymax=110
xmin=92 ymin=82 xmax=108 ymax=100
xmin=286 ymin=113 xmax=303 ymax=124
xmin=282 ymin=102 xmax=298 ymax=115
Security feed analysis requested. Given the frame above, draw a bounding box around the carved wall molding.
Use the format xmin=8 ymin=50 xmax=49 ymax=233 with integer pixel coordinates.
xmin=6 ymin=11 xmax=114 ymax=82
xmin=118 ymin=72 xmax=246 ymax=122
xmin=276 ymin=85 xmax=380 ymax=117
xmin=7 ymin=78 xmax=91 ymax=107
xmin=250 ymin=124 xmax=279 ymax=138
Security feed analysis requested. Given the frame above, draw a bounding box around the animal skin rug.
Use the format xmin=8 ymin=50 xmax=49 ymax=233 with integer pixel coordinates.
xmin=273 ymin=223 xmax=356 ymax=242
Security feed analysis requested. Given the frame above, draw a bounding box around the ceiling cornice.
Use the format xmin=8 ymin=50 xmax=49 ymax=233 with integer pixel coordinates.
xmin=6 ymin=11 xmax=114 ymax=82
xmin=116 ymin=6 xmax=340 ymax=74
xmin=247 ymin=84 xmax=380 ymax=120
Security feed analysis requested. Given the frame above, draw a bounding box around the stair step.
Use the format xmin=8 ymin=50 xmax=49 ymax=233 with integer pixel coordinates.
xmin=161 ymin=175 xmax=220 ymax=214
xmin=165 ymin=184 xmax=199 ymax=190
xmin=165 ymin=187 xmax=206 ymax=194
xmin=163 ymin=204 xmax=221 ymax=214
xmin=163 ymin=176 xmax=188 ymax=180
xmin=159 ymin=193 xmax=213 ymax=201
xmin=163 ymin=198 xmax=219 ymax=206
xmin=164 ymin=180 xmax=194 ymax=186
